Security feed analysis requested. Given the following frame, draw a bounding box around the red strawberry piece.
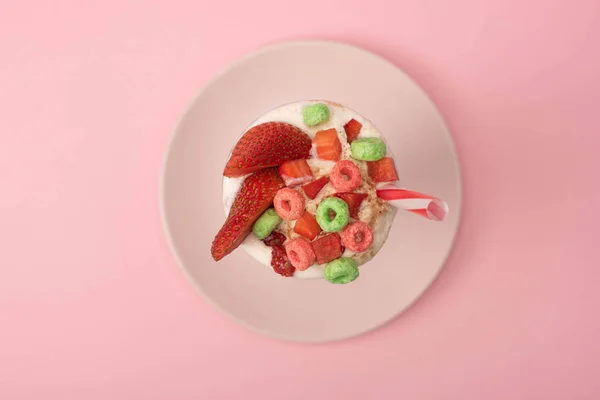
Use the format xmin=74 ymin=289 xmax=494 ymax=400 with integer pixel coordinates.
xmin=278 ymin=159 xmax=314 ymax=187
xmin=367 ymin=157 xmax=399 ymax=182
xmin=211 ymin=168 xmax=284 ymax=261
xmin=271 ymin=245 xmax=296 ymax=277
xmin=313 ymin=128 xmax=342 ymax=161
xmin=293 ymin=211 xmax=322 ymax=240
xmin=263 ymin=231 xmax=286 ymax=247
xmin=224 ymin=122 xmax=312 ymax=177
xmin=311 ymin=233 xmax=343 ymax=264
xmin=334 ymin=192 xmax=368 ymax=219
xmin=343 ymin=119 xmax=362 ymax=143
xmin=301 ymin=176 xmax=329 ymax=199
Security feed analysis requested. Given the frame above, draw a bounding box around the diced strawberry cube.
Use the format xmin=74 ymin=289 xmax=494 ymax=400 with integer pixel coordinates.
xmin=311 ymin=233 xmax=343 ymax=264
xmin=301 ymin=176 xmax=329 ymax=199
xmin=343 ymin=119 xmax=362 ymax=143
xmin=313 ymin=128 xmax=342 ymax=161
xmin=278 ymin=159 xmax=314 ymax=187
xmin=367 ymin=157 xmax=399 ymax=182
xmin=334 ymin=192 xmax=368 ymax=219
xmin=293 ymin=211 xmax=322 ymax=240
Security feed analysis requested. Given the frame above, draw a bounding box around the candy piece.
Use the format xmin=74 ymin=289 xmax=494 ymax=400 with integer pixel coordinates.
xmin=324 ymin=257 xmax=359 ymax=284
xmin=278 ymin=159 xmax=314 ymax=187
xmin=330 ymin=160 xmax=362 ymax=192
xmin=224 ymin=122 xmax=311 ymax=177
xmin=274 ymin=188 xmax=305 ymax=220
xmin=252 ymin=208 xmax=282 ymax=240
xmin=350 ymin=137 xmax=386 ymax=161
xmin=211 ymin=168 xmax=284 ymax=261
xmin=285 ymin=238 xmax=316 ymax=271
xmin=263 ymin=231 xmax=286 ymax=247
xmin=341 ymin=221 xmax=373 ymax=252
xmin=316 ymin=197 xmax=350 ymax=232
xmin=302 ymin=103 xmax=330 ymax=126
xmin=311 ymin=233 xmax=343 ymax=264
xmin=293 ymin=211 xmax=322 ymax=240
xmin=343 ymin=119 xmax=362 ymax=143
xmin=367 ymin=157 xmax=398 ymax=182
xmin=313 ymin=128 xmax=342 ymax=161
xmin=301 ymin=176 xmax=329 ymax=199
xmin=334 ymin=192 xmax=368 ymax=219
xmin=271 ymin=245 xmax=296 ymax=277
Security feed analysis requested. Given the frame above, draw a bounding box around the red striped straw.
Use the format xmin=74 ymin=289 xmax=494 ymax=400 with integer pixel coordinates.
xmin=376 ymin=183 xmax=449 ymax=221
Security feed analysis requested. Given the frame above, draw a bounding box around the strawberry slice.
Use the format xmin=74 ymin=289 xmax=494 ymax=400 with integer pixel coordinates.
xmin=367 ymin=157 xmax=399 ymax=182
xmin=334 ymin=192 xmax=368 ymax=219
xmin=224 ymin=122 xmax=312 ymax=177
xmin=293 ymin=211 xmax=322 ymax=240
xmin=278 ymin=159 xmax=314 ymax=187
xmin=313 ymin=128 xmax=342 ymax=161
xmin=343 ymin=119 xmax=362 ymax=143
xmin=311 ymin=233 xmax=343 ymax=264
xmin=301 ymin=176 xmax=329 ymax=199
xmin=211 ymin=168 xmax=285 ymax=261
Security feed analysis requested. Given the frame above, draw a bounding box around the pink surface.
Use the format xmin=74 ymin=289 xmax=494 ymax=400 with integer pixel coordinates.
xmin=0 ymin=1 xmax=599 ymax=399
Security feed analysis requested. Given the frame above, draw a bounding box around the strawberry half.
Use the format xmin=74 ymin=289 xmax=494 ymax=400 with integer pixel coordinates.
xmin=293 ymin=211 xmax=322 ymax=240
xmin=278 ymin=159 xmax=314 ymax=187
xmin=211 ymin=168 xmax=285 ymax=261
xmin=334 ymin=192 xmax=368 ymax=219
xmin=367 ymin=157 xmax=398 ymax=182
xmin=313 ymin=128 xmax=342 ymax=161
xmin=224 ymin=122 xmax=312 ymax=177
xmin=301 ymin=176 xmax=329 ymax=199
xmin=343 ymin=119 xmax=362 ymax=143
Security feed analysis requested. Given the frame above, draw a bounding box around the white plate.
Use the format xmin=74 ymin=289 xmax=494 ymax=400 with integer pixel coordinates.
xmin=160 ymin=40 xmax=462 ymax=342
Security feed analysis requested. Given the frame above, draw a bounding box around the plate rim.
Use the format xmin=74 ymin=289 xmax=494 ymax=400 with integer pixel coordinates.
xmin=159 ymin=39 xmax=463 ymax=342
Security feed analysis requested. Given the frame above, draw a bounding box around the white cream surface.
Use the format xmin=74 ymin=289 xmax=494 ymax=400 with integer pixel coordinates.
xmin=222 ymin=101 xmax=397 ymax=279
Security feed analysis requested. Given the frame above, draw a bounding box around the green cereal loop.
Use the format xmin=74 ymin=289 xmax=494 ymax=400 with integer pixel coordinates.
xmin=302 ymin=103 xmax=330 ymax=126
xmin=316 ymin=197 xmax=349 ymax=232
xmin=350 ymin=137 xmax=387 ymax=161
xmin=324 ymin=257 xmax=359 ymax=284
xmin=252 ymin=208 xmax=282 ymax=240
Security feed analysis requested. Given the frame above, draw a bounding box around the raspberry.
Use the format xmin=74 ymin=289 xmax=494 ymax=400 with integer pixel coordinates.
xmin=271 ymin=245 xmax=296 ymax=277
xmin=263 ymin=231 xmax=286 ymax=247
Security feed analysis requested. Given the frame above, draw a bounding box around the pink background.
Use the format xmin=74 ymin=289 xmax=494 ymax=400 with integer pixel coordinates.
xmin=1 ymin=1 xmax=599 ymax=399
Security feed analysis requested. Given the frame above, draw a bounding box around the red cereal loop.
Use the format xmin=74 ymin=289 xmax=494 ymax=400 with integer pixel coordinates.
xmin=284 ymin=238 xmax=316 ymax=271
xmin=330 ymin=160 xmax=362 ymax=192
xmin=341 ymin=221 xmax=373 ymax=252
xmin=273 ymin=188 xmax=305 ymax=220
